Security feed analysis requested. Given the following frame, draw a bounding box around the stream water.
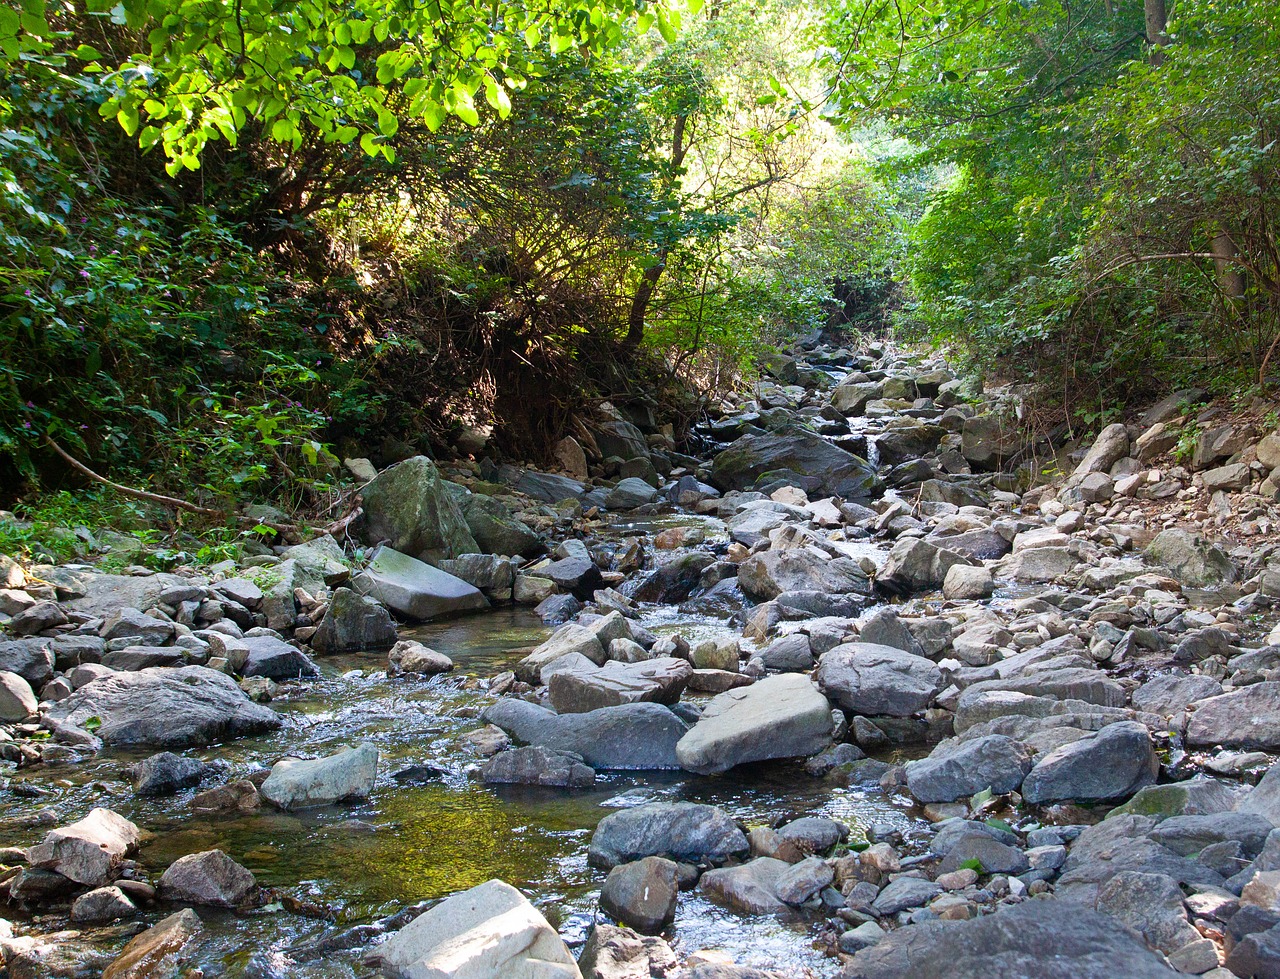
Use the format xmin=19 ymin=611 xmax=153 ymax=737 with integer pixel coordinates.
xmin=2 ymin=526 xmax=920 ymax=977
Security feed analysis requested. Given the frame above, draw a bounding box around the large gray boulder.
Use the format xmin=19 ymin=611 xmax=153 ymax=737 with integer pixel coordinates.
xmin=815 ymin=642 xmax=943 ymax=717
xmin=311 ymin=588 xmax=397 ymax=654
xmin=905 ymin=735 xmax=1034 ymax=804
xmin=876 ymin=538 xmax=975 ymax=595
xmin=1186 ymin=683 xmax=1280 ymax=749
xmin=0 ymin=669 xmax=38 ymax=721
xmin=842 ymin=898 xmax=1181 ymax=978
xmin=480 ymin=746 xmax=595 ymax=788
xmin=158 ymin=849 xmax=257 ymax=908
xmin=260 ymin=743 xmax=379 ymax=810
xmin=709 ymin=430 xmax=881 ymax=502
xmin=548 ymin=658 xmax=691 ymax=714
xmin=599 ymin=857 xmax=680 ymax=933
xmin=482 ymin=699 xmax=687 ymax=770
xmin=676 ymin=674 xmax=833 ymax=775
xmin=700 ymin=857 xmax=790 ymax=914
xmin=369 ymin=879 xmax=581 ymax=979
xmin=351 ymin=546 xmax=487 ymax=622
xmin=738 ymin=550 xmax=871 ymax=603
xmin=1145 ymin=528 xmax=1237 ymax=587
xmin=0 ymin=638 xmax=56 ymax=688
xmin=26 ymin=808 xmax=140 ymax=887
xmin=43 ymin=666 xmax=280 ymax=747
xmin=960 ymin=414 xmax=1021 ymax=471
xmin=1021 ymin=721 xmax=1158 ymax=803
xmin=240 ymin=634 xmax=322 ymax=679
xmin=515 ymin=623 xmax=607 ymax=684
xmin=588 ymin=802 xmax=749 ymax=869
xmin=445 ymin=483 xmax=543 ymax=557
xmin=359 ymin=455 xmax=479 ymax=562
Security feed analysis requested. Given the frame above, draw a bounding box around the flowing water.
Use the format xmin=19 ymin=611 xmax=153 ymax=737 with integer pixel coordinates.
xmin=3 ymin=534 xmax=921 ymax=977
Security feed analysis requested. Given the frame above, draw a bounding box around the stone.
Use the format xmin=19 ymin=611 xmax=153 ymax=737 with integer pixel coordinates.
xmin=554 ymin=437 xmax=589 ymax=479
xmin=70 ymin=885 xmax=137 ymax=923
xmin=1077 ymin=471 xmax=1114 ymax=502
xmin=605 ymin=478 xmax=660 ymax=509
xmin=774 ymin=856 xmax=835 ymax=905
xmin=43 ymin=665 xmax=280 ymax=747
xmin=311 ymin=588 xmax=397 ymax=654
xmin=352 ymin=546 xmax=487 ymax=622
xmin=0 ymin=638 xmax=55 ymax=687
xmin=577 ymin=924 xmax=678 ymax=979
xmin=131 ymin=751 xmax=213 ymax=797
xmin=6 ymin=599 xmax=68 ymax=635
xmin=1187 ymin=684 xmax=1280 ymax=749
xmin=100 ymin=607 xmax=173 ymax=644
xmin=241 ymin=634 xmax=322 ymax=678
xmin=906 ymin=735 xmax=1034 ymax=804
xmin=709 ymin=430 xmax=881 ymax=502
xmin=370 ymin=879 xmax=581 ymax=978
xmin=700 ymin=857 xmax=790 ymax=914
xmin=1146 ymin=528 xmax=1237 ymax=587
xmin=758 ymin=633 xmax=814 ymax=671
xmin=0 ymin=670 xmax=38 ymax=721
xmin=1204 ymin=462 xmax=1250 ymax=492
xmin=26 ymin=808 xmax=141 ymax=887
xmin=588 ymin=802 xmax=749 ymax=869
xmin=549 ymin=658 xmax=691 ymax=714
xmin=101 ymin=909 xmax=202 ymax=979
xmin=454 ymin=491 xmax=543 ymax=558
xmin=515 ymin=623 xmax=606 ymax=683
xmin=1021 ymin=721 xmax=1158 ymax=803
xmin=960 ymin=414 xmax=1020 ymax=470
xmin=359 ymin=455 xmax=479 ymax=561
xmin=738 ymin=549 xmax=870 ymax=602
xmin=815 ymin=642 xmax=943 ymax=717
xmin=482 ymin=699 xmax=687 ymax=770
xmin=675 ymin=674 xmax=833 ymax=775
xmin=1112 ymin=779 xmax=1241 ymax=820
xmin=943 ymin=565 xmax=994 ymax=600
xmin=260 ymin=743 xmax=379 ymax=809
xmin=1132 ymin=673 xmax=1224 ymax=718
xmin=158 ymin=849 xmax=257 ymax=907
xmin=1095 ymin=870 xmax=1200 ymax=954
xmin=192 ymin=780 xmax=261 ymax=815
xmin=481 ymin=746 xmax=596 ymax=788
xmin=513 ymin=469 xmax=587 ymax=503
xmin=529 ymin=556 xmax=604 ymax=600
xmin=846 ymin=899 xmax=1181 ymax=979
xmin=600 ymin=857 xmax=680 ymax=933
xmin=388 ymin=639 xmax=454 ymax=676
xmin=938 ymin=835 xmax=1028 ymax=875
xmin=1150 ymin=813 xmax=1273 ymax=858
xmin=877 ymin=537 xmax=976 ymax=595
xmin=873 ymin=876 xmax=942 ymax=914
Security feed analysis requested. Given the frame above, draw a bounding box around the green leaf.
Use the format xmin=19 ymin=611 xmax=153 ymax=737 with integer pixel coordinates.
xmin=359 ymin=131 xmax=379 ymax=155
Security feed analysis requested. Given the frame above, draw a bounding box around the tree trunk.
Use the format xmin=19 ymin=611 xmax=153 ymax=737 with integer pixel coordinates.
xmin=1211 ymin=231 xmax=1246 ymax=301
xmin=1144 ymin=0 xmax=1169 ymax=64
xmin=625 ymin=261 xmax=666 ymax=349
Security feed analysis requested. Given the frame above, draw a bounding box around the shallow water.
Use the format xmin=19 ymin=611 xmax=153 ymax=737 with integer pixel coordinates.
xmin=3 ymin=604 xmax=916 ymax=977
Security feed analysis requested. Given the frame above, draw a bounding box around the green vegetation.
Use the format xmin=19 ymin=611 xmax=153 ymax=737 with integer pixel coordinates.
xmin=1 ymin=0 xmax=1275 ymax=518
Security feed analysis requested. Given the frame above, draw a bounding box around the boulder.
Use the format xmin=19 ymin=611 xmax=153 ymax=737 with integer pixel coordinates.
xmin=451 ymin=488 xmax=543 ymax=557
xmin=370 ymin=878 xmax=582 ymax=979
xmin=311 ymin=588 xmax=397 ymax=654
xmin=1145 ymin=528 xmax=1237 ymax=587
xmin=70 ymin=885 xmax=137 ymax=924
xmin=260 ymin=743 xmax=379 ymax=810
xmin=514 ymin=470 xmax=587 ymax=503
xmin=387 ymin=639 xmax=454 ymax=676
xmin=738 ymin=550 xmax=870 ymax=603
xmin=905 ymin=735 xmax=1034 ymax=804
xmin=815 ymin=642 xmax=943 ymax=717
xmin=0 ymin=638 xmax=56 ymax=687
xmin=843 ymin=898 xmax=1181 ymax=978
xmin=699 ymin=857 xmax=789 ymax=914
xmin=526 ymin=555 xmax=603 ymax=600
xmin=605 ymin=478 xmax=659 ymax=510
xmin=482 ymin=699 xmax=687 ymax=770
xmin=942 ymin=565 xmax=994 ymax=600
xmin=600 ymin=857 xmax=680 ymax=933
xmin=27 ymin=808 xmax=140 ymax=887
xmin=877 ymin=538 xmax=975 ymax=595
xmin=0 ymin=669 xmax=38 ymax=721
xmin=241 ymin=634 xmax=322 ymax=678
xmin=709 ymin=430 xmax=881 ymax=502
xmin=775 ymin=856 xmax=835 ymax=905
xmin=351 ymin=546 xmax=488 ymax=621
xmin=100 ymin=607 xmax=175 ymax=645
xmin=481 ymin=746 xmax=596 ymax=788
xmin=131 ymin=751 xmax=214 ymax=797
xmin=102 ymin=909 xmax=203 ymax=979
xmin=158 ymin=849 xmax=257 ymax=907
xmin=43 ymin=666 xmax=280 ymax=747
xmin=515 ymin=624 xmax=607 ymax=683
xmin=588 ymin=802 xmax=749 ymax=869
xmin=548 ymin=658 xmax=691 ymax=714
xmin=359 ymin=455 xmax=479 ymax=561
xmin=1020 ymin=721 xmax=1158 ymax=803
xmin=1073 ymin=423 xmax=1130 ymax=476
xmin=960 ymin=415 xmax=1020 ymax=470
xmin=578 ymin=924 xmax=679 ymax=979
xmin=1186 ymin=683 xmax=1280 ymax=749
xmin=675 ymin=674 xmax=833 ymax=775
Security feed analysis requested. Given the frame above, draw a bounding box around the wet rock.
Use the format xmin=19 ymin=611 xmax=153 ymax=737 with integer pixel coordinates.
xmin=589 ymin=802 xmax=749 ymax=869
xmin=531 ymin=555 xmax=605 ymax=600
xmin=387 ymin=639 xmax=454 ymax=676
xmin=0 ymin=669 xmax=38 ymax=721
xmin=452 ymin=489 xmax=544 ymax=558
xmin=675 ymin=674 xmax=833 ymax=775
xmin=699 ymin=857 xmax=790 ymax=914
xmin=1187 ymin=683 xmax=1280 ymax=749
xmin=774 ymin=856 xmax=834 ymax=905
xmin=359 ymin=455 xmax=479 ymax=561
xmin=241 ymin=634 xmax=322 ymax=678
xmin=369 ymin=878 xmax=581 ymax=979
xmin=906 ymin=735 xmax=1034 ymax=803
xmin=69 ymin=885 xmax=137 ymax=923
xmin=600 ymin=856 xmax=680 ymax=933
xmin=311 ymin=588 xmax=397 ymax=654
xmin=481 ymin=745 xmax=596 ymax=788
xmin=877 ymin=538 xmax=975 ymax=594
xmin=483 ymin=700 xmax=688 ymax=770
xmin=758 ymin=633 xmax=814 ymax=671
xmin=8 ymin=867 xmax=81 ymax=904
xmin=548 ymin=658 xmax=691 ymax=713
xmin=43 ymin=665 xmax=281 ymax=748
xmin=260 ymin=743 xmax=379 ymax=809
xmin=1021 ymin=721 xmax=1158 ymax=804
xmin=158 ymin=849 xmax=258 ymax=907
xmin=131 ymin=751 xmax=214 ymax=797
xmin=26 ymin=807 xmax=140 ymax=887
xmin=1145 ymin=528 xmax=1237 ymax=587
xmin=101 ymin=908 xmax=202 ymax=979
xmin=191 ymin=779 xmax=261 ymax=814
xmin=842 ymin=898 xmax=1181 ymax=978
xmin=738 ymin=549 xmax=870 ymax=602
xmin=709 ymin=430 xmax=881 ymax=502
xmin=351 ymin=545 xmax=488 ymax=622
xmin=578 ymin=923 xmax=679 ymax=979
xmin=1 ymin=931 xmax=113 ymax=979
xmin=606 ymin=478 xmax=660 ymax=510
xmin=815 ymin=642 xmax=943 ymax=717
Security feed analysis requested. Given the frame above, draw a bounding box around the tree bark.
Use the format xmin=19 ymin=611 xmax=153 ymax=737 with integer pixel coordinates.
xmin=1144 ymin=0 xmax=1169 ymax=64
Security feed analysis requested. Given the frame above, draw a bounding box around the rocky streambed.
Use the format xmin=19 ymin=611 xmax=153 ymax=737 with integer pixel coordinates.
xmin=4 ymin=338 xmax=1280 ymax=979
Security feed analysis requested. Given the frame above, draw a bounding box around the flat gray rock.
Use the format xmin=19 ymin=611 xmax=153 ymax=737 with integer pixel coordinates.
xmin=482 ymin=699 xmax=687 ymax=770
xmin=351 ymin=546 xmax=487 ymax=622
xmin=589 ymin=802 xmax=749 ymax=869
xmin=815 ymin=642 xmax=943 ymax=717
